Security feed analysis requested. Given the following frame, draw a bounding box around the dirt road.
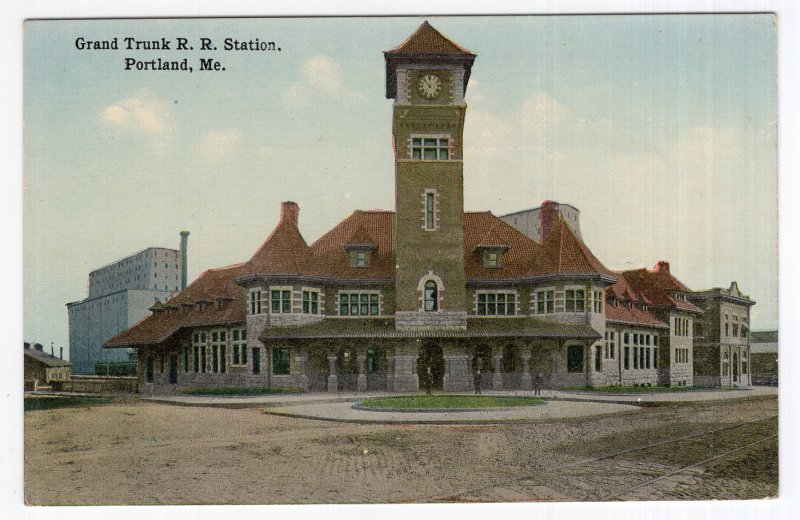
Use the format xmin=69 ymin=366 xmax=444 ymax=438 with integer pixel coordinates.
xmin=24 ymin=396 xmax=778 ymax=505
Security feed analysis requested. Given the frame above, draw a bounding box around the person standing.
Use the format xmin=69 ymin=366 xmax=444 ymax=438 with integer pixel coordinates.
xmin=474 ymin=367 xmax=482 ymax=395
xmin=425 ymin=366 xmax=433 ymax=396
xmin=533 ymin=372 xmax=543 ymax=396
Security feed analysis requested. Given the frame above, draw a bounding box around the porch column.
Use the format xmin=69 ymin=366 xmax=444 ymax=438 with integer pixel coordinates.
xmin=520 ymin=351 xmax=532 ymax=390
xmin=298 ymin=353 xmax=309 ymax=391
xmin=327 ymin=354 xmax=338 ymax=393
xmin=492 ymin=352 xmax=503 ymax=390
xmin=357 ymin=351 xmax=367 ymax=392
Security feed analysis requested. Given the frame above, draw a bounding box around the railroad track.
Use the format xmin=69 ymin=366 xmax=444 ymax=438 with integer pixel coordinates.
xmin=420 ymin=414 xmax=778 ymax=503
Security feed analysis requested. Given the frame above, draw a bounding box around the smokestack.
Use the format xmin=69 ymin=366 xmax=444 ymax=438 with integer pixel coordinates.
xmin=179 ymin=231 xmax=190 ymax=290
xmin=540 ymin=200 xmax=559 ymax=243
xmin=280 ymin=201 xmax=300 ymax=227
xmin=60 ymin=347 xmax=63 ymax=360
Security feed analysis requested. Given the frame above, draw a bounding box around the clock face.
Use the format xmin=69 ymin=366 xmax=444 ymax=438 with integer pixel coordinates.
xmin=418 ymin=74 xmax=442 ymax=99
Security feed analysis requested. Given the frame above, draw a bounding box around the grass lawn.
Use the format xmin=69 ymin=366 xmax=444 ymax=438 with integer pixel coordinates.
xmin=359 ymin=395 xmax=547 ymax=409
xmin=24 ymin=396 xmax=114 ymax=412
xmin=566 ymin=385 xmax=746 ymax=394
xmin=178 ymin=386 xmax=303 ymax=396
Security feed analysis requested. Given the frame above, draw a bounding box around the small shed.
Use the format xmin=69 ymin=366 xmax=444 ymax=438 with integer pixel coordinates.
xmin=24 ymin=343 xmax=72 ymax=391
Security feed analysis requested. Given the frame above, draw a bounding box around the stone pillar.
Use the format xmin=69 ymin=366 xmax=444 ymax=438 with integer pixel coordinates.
xmin=443 ymin=353 xmax=473 ymax=392
xmin=520 ymin=351 xmax=532 ymax=390
xmin=492 ymin=353 xmax=503 ymax=390
xmin=386 ymin=355 xmax=395 ymax=392
xmin=298 ymin=354 xmax=309 ymax=391
xmin=327 ymin=354 xmax=338 ymax=393
xmin=357 ymin=351 xmax=367 ymax=392
xmin=391 ymin=355 xmax=419 ymax=392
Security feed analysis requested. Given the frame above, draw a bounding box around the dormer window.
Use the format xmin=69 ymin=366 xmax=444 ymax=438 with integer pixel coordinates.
xmin=483 ymin=250 xmax=500 ymax=268
xmin=475 ymin=228 xmax=509 ymax=268
xmin=342 ymin=225 xmax=377 ymax=267
xmin=348 ymin=249 xmax=370 ymax=267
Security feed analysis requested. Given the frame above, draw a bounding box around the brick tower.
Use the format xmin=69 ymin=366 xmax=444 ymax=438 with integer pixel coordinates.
xmin=384 ymin=21 xmax=476 ymax=330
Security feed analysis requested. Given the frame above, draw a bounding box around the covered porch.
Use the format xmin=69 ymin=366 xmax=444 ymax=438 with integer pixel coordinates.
xmin=260 ymin=317 xmax=601 ymax=392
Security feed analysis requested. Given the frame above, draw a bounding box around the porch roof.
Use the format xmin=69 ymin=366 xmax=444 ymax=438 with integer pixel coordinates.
xmin=260 ymin=317 xmax=601 ymax=341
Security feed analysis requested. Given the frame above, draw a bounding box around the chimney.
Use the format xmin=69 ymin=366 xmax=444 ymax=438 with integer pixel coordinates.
xmin=653 ymin=260 xmax=670 ymax=273
xmin=24 ymin=342 xmax=30 ymax=350
xmin=34 ymin=343 xmax=43 ymax=352
xmin=59 ymin=347 xmax=63 ymax=360
xmin=281 ymin=201 xmax=300 ymax=227
xmin=179 ymin=231 xmax=190 ymax=291
xmin=540 ymin=200 xmax=559 ymax=243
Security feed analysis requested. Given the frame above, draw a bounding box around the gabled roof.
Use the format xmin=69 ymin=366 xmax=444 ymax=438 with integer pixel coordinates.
xmin=24 ymin=348 xmax=71 ymax=367
xmin=475 ymin=227 xmax=510 ymax=250
xmin=342 ymin=224 xmax=378 ymax=250
xmin=463 ymin=212 xmax=542 ymax=280
xmin=310 ymin=210 xmax=394 ymax=280
xmin=385 ymin=21 xmax=475 ymax=56
xmin=605 ymin=301 xmax=669 ymax=329
xmin=620 ymin=264 xmax=702 ymax=314
xmin=527 ymin=218 xmax=613 ymax=278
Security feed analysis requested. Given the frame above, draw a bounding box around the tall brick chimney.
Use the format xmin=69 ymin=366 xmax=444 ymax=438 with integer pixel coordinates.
xmin=281 ymin=201 xmax=300 ymax=227
xmin=179 ymin=231 xmax=190 ymax=290
xmin=540 ymin=200 xmax=559 ymax=243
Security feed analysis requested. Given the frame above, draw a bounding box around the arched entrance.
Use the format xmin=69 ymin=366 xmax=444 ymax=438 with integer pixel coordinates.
xmin=732 ymin=352 xmax=739 ymax=383
xmin=417 ymin=341 xmax=444 ymax=390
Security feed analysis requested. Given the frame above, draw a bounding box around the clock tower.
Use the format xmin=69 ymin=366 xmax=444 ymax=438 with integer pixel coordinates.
xmin=384 ymin=21 xmax=476 ymax=330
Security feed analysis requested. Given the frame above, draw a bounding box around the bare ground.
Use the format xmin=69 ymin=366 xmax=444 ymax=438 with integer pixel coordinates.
xmin=24 ymin=396 xmax=778 ymax=505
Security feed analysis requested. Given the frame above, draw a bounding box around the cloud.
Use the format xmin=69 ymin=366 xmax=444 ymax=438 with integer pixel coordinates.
xmin=521 ymin=91 xmax=570 ymax=131
xmin=198 ymin=129 xmax=243 ymax=162
xmin=100 ymin=95 xmax=170 ymax=134
xmin=284 ymin=55 xmax=362 ymax=108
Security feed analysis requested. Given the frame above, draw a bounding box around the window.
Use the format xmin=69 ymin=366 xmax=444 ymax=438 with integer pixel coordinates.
xmin=183 ymin=346 xmax=189 ymax=373
xmin=645 ymin=348 xmax=651 ymax=369
xmin=742 ymin=353 xmax=748 ymax=375
xmin=732 ymin=316 xmax=739 ymax=337
xmin=595 ymin=345 xmax=602 ymax=372
xmin=211 ymin=331 xmax=226 ymax=374
xmin=484 ymin=250 xmax=500 ymax=268
xmin=605 ymin=331 xmax=616 ymax=359
xmin=145 ymin=354 xmax=154 ymax=383
xmin=302 ymin=290 xmax=320 ymax=314
xmin=249 ymin=289 xmax=263 ymax=315
xmin=624 ymin=346 xmax=630 ymax=370
xmin=270 ymin=289 xmax=292 ymax=314
xmin=425 ymin=191 xmax=436 ymax=230
xmin=534 ymin=289 xmax=555 ymax=314
xmin=192 ymin=332 xmax=207 ymax=373
xmin=634 ymin=347 xmax=639 ymax=369
xmin=424 ymin=281 xmax=438 ymax=311
xmin=567 ymin=345 xmax=584 ymax=373
xmin=231 ymin=329 xmax=247 ymax=365
xmin=356 ymin=251 xmax=367 ymax=267
xmin=565 ymin=289 xmax=586 ymax=313
xmin=476 ymin=291 xmax=516 ymax=316
xmin=339 ymin=292 xmax=380 ymax=316
xmin=593 ymin=290 xmax=604 ymax=313
xmin=272 ymin=348 xmax=290 ymax=375
xmin=412 ymin=136 xmax=449 ymax=160
xmin=723 ymin=351 xmax=730 ymax=375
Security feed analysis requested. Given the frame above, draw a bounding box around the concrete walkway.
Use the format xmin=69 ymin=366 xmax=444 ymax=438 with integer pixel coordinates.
xmin=138 ymin=386 xmax=777 ymax=423
xmin=264 ymin=399 xmax=639 ymax=424
xmin=142 ymin=385 xmax=777 ymax=408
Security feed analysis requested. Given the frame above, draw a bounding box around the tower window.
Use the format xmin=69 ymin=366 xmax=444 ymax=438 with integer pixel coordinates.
xmin=424 ymin=280 xmax=438 ymax=311
xmin=422 ymin=189 xmax=439 ymax=230
xmin=411 ymin=136 xmax=449 ymax=160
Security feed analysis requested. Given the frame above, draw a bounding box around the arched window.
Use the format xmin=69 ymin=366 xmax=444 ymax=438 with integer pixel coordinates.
xmin=424 ymin=280 xmax=438 ymax=311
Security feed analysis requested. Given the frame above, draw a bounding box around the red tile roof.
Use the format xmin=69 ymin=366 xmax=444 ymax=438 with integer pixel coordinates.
xmin=385 ymin=21 xmax=475 ymax=56
xmin=105 ymin=263 xmax=248 ymax=348
xmin=463 ymin=212 xmax=542 ymax=279
xmin=106 ymin=207 xmax=621 ymax=348
xmin=310 ymin=210 xmax=394 ymax=279
xmin=619 ymin=265 xmax=702 ymax=314
xmin=605 ymin=301 xmax=669 ymax=329
xmin=527 ymin=218 xmax=613 ymax=278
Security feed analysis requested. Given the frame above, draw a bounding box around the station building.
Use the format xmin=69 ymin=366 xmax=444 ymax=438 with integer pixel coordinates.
xmin=105 ymin=22 xmax=751 ymax=394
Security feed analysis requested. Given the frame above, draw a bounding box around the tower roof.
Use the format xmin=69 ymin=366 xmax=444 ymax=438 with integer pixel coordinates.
xmin=384 ymin=21 xmax=476 ymax=99
xmin=385 ymin=21 xmax=476 ymax=56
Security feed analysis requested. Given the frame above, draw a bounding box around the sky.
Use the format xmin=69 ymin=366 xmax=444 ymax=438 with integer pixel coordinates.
xmin=23 ymin=15 xmax=778 ymax=359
